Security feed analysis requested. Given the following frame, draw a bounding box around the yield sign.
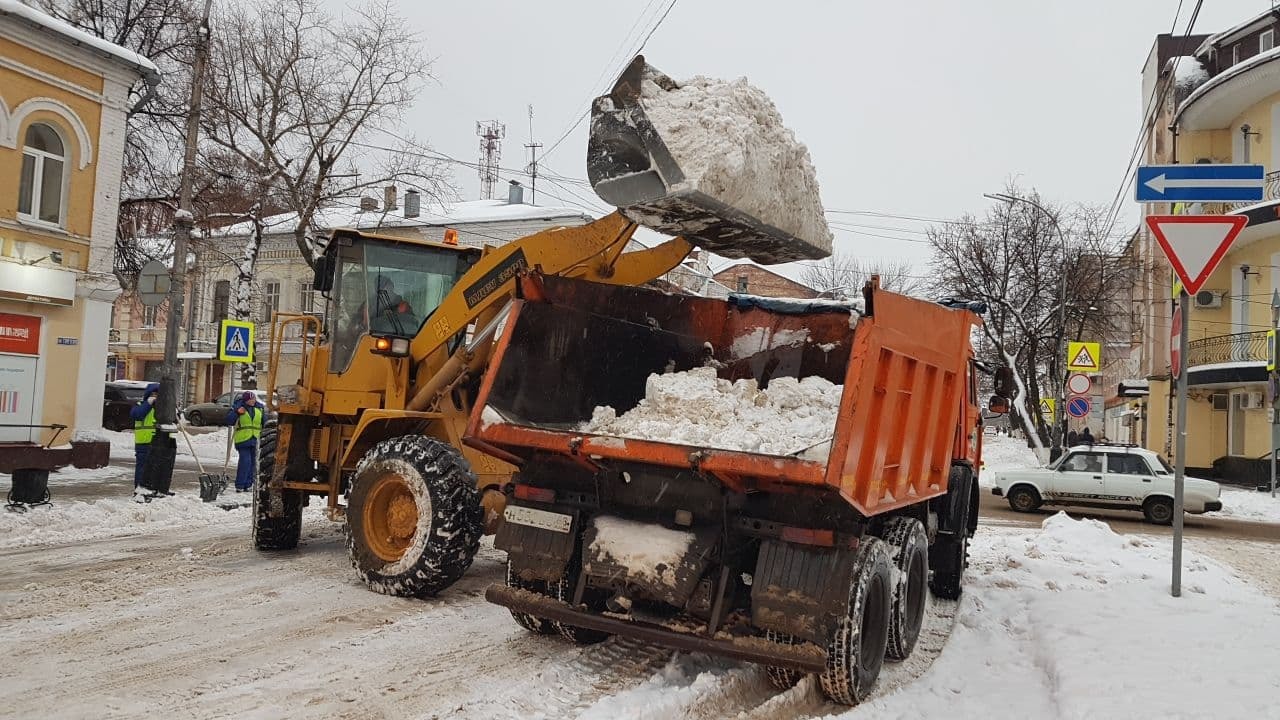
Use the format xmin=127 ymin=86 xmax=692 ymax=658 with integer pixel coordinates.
xmin=1145 ymin=214 xmax=1249 ymax=295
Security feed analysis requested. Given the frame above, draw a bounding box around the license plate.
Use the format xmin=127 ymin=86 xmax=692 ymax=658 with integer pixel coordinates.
xmin=503 ymin=505 xmax=572 ymax=533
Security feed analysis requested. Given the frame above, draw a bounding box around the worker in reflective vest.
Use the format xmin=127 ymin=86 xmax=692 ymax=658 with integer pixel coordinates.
xmin=225 ymin=391 xmax=264 ymax=492
xmin=130 ymin=383 xmax=160 ymax=489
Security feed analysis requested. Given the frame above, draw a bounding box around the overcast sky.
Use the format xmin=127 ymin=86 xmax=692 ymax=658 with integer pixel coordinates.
xmin=361 ymin=0 xmax=1268 ymax=276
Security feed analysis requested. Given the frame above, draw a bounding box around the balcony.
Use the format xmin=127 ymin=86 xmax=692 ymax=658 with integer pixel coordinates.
xmin=1187 ymin=331 xmax=1269 ymax=386
xmin=1224 ymin=170 xmax=1280 ymax=212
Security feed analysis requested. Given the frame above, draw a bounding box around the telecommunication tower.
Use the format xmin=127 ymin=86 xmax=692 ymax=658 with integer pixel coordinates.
xmin=476 ymin=120 xmax=506 ymax=200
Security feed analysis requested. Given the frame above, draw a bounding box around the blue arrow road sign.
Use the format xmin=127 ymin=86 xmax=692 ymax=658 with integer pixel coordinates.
xmin=1067 ymin=396 xmax=1091 ymax=419
xmin=1136 ymin=164 xmax=1264 ymax=203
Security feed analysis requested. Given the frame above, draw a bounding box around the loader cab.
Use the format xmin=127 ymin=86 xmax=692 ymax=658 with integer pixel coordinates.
xmin=319 ymin=230 xmax=480 ymax=373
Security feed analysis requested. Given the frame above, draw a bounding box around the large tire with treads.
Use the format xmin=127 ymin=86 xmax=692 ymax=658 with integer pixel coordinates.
xmin=252 ymin=424 xmax=304 ymax=551
xmin=346 ymin=435 xmax=483 ymax=597
xmin=505 ymin=559 xmax=557 ymax=635
xmin=929 ymin=465 xmax=975 ymax=600
xmin=882 ymin=517 xmax=928 ymax=661
xmin=819 ymin=537 xmax=893 ymax=705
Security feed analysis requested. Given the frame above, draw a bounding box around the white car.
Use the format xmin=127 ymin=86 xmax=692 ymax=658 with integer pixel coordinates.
xmin=989 ymin=444 xmax=1222 ymax=525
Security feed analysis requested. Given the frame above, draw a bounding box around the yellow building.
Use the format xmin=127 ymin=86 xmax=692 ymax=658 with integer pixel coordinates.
xmin=1136 ymin=12 xmax=1280 ymax=478
xmin=0 ymin=2 xmax=158 ymax=444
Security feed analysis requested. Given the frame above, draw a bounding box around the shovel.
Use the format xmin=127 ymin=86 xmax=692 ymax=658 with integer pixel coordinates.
xmin=180 ymin=424 xmax=228 ymax=503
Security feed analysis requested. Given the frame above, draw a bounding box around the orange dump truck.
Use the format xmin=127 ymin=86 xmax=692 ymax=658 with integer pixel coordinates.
xmin=468 ymin=272 xmax=1011 ymax=705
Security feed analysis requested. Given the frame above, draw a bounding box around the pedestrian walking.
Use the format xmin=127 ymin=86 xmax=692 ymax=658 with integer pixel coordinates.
xmin=1080 ymin=427 xmax=1095 ymax=445
xmin=1066 ymin=428 xmax=1079 ymax=447
xmin=130 ymin=383 xmax=160 ymax=492
xmin=226 ymin=391 xmax=264 ymax=492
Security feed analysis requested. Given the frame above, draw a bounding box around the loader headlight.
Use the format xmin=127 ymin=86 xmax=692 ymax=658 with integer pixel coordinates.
xmin=371 ymin=335 xmax=411 ymax=357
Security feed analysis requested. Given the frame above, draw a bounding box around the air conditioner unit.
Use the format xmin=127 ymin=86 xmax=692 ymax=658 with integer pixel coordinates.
xmin=1212 ymin=393 xmax=1229 ymax=411
xmin=1242 ymin=392 xmax=1265 ymax=410
xmin=1193 ymin=290 xmax=1225 ymax=309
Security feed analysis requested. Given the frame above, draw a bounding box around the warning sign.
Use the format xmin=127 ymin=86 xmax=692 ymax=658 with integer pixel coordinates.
xmin=218 ymin=319 xmax=255 ymax=363
xmin=1067 ymin=341 xmax=1101 ymax=372
xmin=1039 ymin=397 xmax=1056 ymax=420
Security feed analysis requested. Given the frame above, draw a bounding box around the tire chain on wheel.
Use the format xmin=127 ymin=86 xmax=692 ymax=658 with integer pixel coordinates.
xmin=551 ymin=570 xmax=611 ymax=644
xmin=819 ymin=537 xmax=893 ymax=706
xmin=763 ymin=629 xmax=805 ymax=690
xmin=881 ymin=516 xmax=929 ymax=661
xmin=251 ymin=425 xmax=303 ymax=551
xmin=505 ymin=559 xmax=557 ymax=635
xmin=346 ymin=435 xmax=483 ymax=597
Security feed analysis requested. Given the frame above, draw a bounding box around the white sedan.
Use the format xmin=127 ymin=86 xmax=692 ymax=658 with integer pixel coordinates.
xmin=988 ymin=444 xmax=1222 ymax=525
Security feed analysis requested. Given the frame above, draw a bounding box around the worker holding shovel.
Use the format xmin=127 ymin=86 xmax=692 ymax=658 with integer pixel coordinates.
xmin=225 ymin=391 xmax=264 ymax=492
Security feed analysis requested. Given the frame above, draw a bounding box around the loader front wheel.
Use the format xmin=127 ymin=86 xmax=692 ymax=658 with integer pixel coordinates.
xmin=252 ymin=425 xmax=303 ymax=551
xmin=818 ymin=537 xmax=892 ymax=706
xmin=346 ymin=436 xmax=483 ymax=597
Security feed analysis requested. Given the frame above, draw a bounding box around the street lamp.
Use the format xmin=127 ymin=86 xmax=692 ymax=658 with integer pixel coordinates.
xmin=984 ymin=192 xmax=1070 ymax=459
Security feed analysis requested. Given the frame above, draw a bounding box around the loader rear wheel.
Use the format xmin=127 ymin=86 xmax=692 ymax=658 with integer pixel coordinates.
xmin=882 ymin=517 xmax=928 ymax=661
xmin=505 ymin=560 xmax=557 ymax=635
xmin=763 ymin=630 xmax=804 ymax=690
xmin=346 ymin=436 xmax=483 ymax=598
xmin=252 ymin=425 xmax=303 ymax=551
xmin=818 ymin=537 xmax=892 ymax=706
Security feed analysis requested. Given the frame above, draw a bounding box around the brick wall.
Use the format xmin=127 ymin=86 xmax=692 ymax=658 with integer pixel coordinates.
xmin=713 ymin=264 xmax=818 ymax=299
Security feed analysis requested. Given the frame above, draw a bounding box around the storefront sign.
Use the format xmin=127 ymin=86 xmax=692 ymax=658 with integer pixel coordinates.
xmin=0 ymin=313 xmax=41 ymax=355
xmin=0 ymin=262 xmax=75 ymax=307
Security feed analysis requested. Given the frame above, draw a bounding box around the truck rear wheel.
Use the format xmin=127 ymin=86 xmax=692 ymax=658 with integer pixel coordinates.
xmin=818 ymin=537 xmax=892 ymax=705
xmin=505 ymin=560 xmax=557 ymax=635
xmin=252 ymin=424 xmax=303 ymax=551
xmin=763 ymin=630 xmax=804 ymax=690
xmin=882 ymin=517 xmax=928 ymax=661
xmin=550 ymin=570 xmax=611 ymax=644
xmin=346 ymin=435 xmax=483 ymax=597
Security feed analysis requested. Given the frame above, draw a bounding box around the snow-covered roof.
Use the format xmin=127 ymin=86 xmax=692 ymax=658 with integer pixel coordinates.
xmin=208 ymin=199 xmax=592 ymax=238
xmin=1194 ymin=9 xmax=1279 ymax=56
xmin=0 ymin=0 xmax=159 ymax=76
xmin=1174 ymin=45 xmax=1280 ymax=130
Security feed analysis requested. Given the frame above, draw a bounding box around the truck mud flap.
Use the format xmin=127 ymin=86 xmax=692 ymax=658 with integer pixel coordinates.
xmin=494 ymin=506 xmax=577 ymax=583
xmin=751 ymin=539 xmax=857 ymax=645
xmin=486 ymin=584 xmax=827 ymax=673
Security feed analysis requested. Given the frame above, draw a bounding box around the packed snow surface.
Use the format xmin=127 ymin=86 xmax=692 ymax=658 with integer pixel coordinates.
xmin=729 ymin=326 xmax=810 ymax=360
xmin=589 ymin=515 xmax=695 ymax=586
xmin=639 ymin=73 xmax=832 ymax=257
xmin=581 ymin=367 xmax=841 ymax=457
xmin=1218 ymin=487 xmax=1280 ymax=523
xmin=0 ymin=494 xmax=247 ymax=550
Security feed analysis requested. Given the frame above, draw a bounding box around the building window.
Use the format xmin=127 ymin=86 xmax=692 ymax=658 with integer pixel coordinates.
xmin=262 ymin=280 xmax=280 ymax=322
xmin=1233 ymin=43 xmax=1240 ymax=66
xmin=1263 ymin=30 xmax=1275 ymax=53
xmin=17 ymin=124 xmax=66 ymax=226
xmin=737 ymin=275 xmax=749 ymax=293
xmin=213 ymin=280 xmax=231 ymax=320
xmin=142 ymin=304 xmax=159 ymax=327
xmin=298 ymin=281 xmax=318 ymax=314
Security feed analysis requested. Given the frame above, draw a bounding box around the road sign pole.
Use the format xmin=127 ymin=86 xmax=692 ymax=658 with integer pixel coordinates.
xmin=1172 ymin=290 xmax=1189 ymax=598
xmin=1272 ymin=292 xmax=1279 ymax=499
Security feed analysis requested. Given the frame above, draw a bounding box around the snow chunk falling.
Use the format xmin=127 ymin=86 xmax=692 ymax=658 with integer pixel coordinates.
xmin=638 ymin=74 xmax=833 ymax=257
xmin=580 ymin=367 xmax=841 ymax=458
xmin=589 ymin=515 xmax=695 ymax=586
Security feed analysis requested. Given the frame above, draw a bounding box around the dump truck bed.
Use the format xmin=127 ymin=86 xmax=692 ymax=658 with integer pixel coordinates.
xmin=467 ymin=274 xmax=979 ymax=517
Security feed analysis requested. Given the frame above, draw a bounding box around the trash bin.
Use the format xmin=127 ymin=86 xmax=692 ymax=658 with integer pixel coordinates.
xmin=6 ymin=468 xmax=51 ymax=511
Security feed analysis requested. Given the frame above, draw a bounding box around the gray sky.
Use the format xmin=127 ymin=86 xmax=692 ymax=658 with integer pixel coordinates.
xmin=372 ymin=0 xmax=1266 ymax=277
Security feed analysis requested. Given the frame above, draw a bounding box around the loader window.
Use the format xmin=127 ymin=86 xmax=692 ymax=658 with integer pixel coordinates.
xmin=328 ymin=239 xmax=470 ymax=372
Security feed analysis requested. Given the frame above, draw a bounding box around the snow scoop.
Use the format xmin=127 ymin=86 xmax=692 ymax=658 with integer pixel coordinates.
xmin=586 ymin=55 xmax=831 ymax=265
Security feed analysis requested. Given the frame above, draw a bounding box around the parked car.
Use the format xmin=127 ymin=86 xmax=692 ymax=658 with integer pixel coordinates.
xmin=183 ymin=390 xmax=272 ymax=426
xmin=102 ymin=380 xmax=151 ymax=432
xmin=989 ymin=443 xmax=1222 ymax=525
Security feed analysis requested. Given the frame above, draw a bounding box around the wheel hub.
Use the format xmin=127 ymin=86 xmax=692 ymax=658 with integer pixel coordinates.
xmin=362 ymin=471 xmax=420 ymax=562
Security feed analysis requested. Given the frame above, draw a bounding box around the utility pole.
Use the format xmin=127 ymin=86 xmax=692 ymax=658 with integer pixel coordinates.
xmin=149 ymin=0 xmax=212 ymax=490
xmin=1271 ymin=290 xmax=1279 ymax=499
xmin=525 ymin=105 xmax=542 ymax=204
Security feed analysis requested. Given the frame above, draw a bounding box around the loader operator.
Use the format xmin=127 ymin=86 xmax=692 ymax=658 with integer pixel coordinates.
xmin=368 ymin=274 xmax=420 ymax=336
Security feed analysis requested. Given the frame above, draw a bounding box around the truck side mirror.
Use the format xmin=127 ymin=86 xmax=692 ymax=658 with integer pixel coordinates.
xmin=994 ymin=367 xmax=1015 ymax=399
xmin=313 ymin=254 xmax=334 ymax=293
xmin=988 ymin=396 xmax=1010 ymax=414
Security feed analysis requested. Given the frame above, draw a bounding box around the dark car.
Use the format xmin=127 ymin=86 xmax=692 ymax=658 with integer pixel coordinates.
xmin=103 ymin=380 xmax=150 ymax=432
xmin=183 ymin=390 xmax=274 ymax=426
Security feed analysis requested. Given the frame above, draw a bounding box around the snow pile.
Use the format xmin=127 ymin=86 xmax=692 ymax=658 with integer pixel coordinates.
xmin=0 ymin=494 xmax=248 ymax=549
xmin=1170 ymin=55 xmax=1209 ymax=91
xmin=1218 ymin=487 xmax=1280 ymax=524
xmin=580 ymin=367 xmax=841 ymax=457
xmin=106 ymin=426 xmax=231 ymax=465
xmin=589 ymin=516 xmax=695 ymax=586
xmin=639 ymin=73 xmax=832 ymax=257
xmin=728 ymin=326 xmax=809 ymax=360
xmin=978 ymin=434 xmax=1041 ymax=487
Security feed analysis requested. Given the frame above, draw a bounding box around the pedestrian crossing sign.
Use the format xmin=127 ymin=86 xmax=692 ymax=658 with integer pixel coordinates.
xmin=218 ymin=319 xmax=255 ymax=362
xmin=1066 ymin=341 xmax=1101 ymax=372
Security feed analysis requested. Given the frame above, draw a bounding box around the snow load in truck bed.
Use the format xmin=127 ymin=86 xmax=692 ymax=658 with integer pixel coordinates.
xmin=579 ymin=367 xmax=840 ymax=458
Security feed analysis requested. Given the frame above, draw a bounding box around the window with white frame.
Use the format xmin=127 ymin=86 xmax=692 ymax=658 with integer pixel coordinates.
xmin=1233 ymin=43 xmax=1241 ymax=66
xmin=298 ymin=281 xmax=319 ymax=314
xmin=17 ymin=124 xmax=67 ymax=226
xmin=262 ymin=280 xmax=281 ymax=322
xmin=142 ymin=303 xmax=159 ymax=327
xmin=1263 ymin=29 xmax=1275 ymax=53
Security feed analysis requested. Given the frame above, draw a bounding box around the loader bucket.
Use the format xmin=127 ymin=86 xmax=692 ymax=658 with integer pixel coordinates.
xmin=587 ymin=56 xmax=832 ymax=265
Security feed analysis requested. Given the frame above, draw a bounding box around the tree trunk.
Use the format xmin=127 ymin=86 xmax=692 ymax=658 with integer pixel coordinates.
xmin=234 ymin=210 xmax=264 ymax=389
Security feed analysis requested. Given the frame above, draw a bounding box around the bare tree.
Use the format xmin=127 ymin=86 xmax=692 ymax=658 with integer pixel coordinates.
xmin=199 ymin=0 xmax=451 ymax=386
xmin=928 ymin=184 xmax=1134 ymax=452
xmin=802 ymin=254 xmax=925 ymax=298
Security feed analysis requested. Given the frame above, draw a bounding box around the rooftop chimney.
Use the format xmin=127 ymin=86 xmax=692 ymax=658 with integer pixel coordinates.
xmin=384 ymin=185 xmax=398 ymax=211
xmin=359 ymin=196 xmax=378 ymax=211
xmin=404 ymin=189 xmax=420 ymax=218
xmin=507 ymin=180 xmax=524 ymax=205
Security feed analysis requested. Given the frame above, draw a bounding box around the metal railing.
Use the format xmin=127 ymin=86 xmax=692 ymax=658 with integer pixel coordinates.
xmin=1223 ymin=170 xmax=1280 ymax=212
xmin=1187 ymin=330 xmax=1269 ymax=367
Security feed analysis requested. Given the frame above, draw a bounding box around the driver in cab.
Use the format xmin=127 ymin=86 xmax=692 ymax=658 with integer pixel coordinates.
xmin=369 ymin=274 xmax=420 ymax=335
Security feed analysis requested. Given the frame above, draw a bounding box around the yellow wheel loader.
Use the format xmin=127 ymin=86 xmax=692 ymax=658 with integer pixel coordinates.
xmin=256 ymin=56 xmax=830 ymax=597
